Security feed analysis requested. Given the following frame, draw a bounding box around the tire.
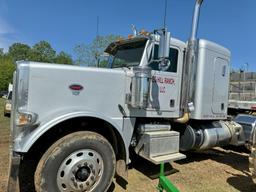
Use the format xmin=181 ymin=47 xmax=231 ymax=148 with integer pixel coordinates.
xmin=34 ymin=131 xmax=116 ymax=192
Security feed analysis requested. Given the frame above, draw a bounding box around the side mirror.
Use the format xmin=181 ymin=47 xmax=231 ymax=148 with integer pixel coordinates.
xmin=158 ymin=29 xmax=170 ymax=59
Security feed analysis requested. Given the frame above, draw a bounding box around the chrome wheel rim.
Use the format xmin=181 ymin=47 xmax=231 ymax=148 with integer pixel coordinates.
xmin=57 ymin=149 xmax=104 ymax=192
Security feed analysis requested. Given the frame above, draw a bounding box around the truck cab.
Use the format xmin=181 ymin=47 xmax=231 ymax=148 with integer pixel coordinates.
xmin=105 ymin=34 xmax=230 ymax=121
xmin=105 ymin=36 xmax=185 ymax=118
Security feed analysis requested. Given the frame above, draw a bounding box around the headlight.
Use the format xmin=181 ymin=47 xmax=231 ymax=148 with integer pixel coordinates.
xmin=12 ymin=63 xmax=32 ymax=137
xmin=5 ymin=103 xmax=11 ymax=110
xmin=12 ymin=62 xmax=40 ymax=151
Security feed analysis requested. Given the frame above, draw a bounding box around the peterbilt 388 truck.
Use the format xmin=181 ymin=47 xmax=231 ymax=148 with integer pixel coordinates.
xmin=8 ymin=0 xmax=247 ymax=191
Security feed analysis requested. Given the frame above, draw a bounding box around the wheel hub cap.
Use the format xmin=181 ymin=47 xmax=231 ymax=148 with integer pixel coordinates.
xmin=76 ymin=166 xmax=91 ymax=182
xmin=57 ymin=149 xmax=104 ymax=192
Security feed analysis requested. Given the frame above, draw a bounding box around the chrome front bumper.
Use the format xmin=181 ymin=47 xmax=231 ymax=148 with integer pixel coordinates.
xmin=7 ymin=152 xmax=21 ymax=192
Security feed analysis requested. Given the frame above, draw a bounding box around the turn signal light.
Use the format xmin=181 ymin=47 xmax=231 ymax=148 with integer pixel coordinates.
xmin=16 ymin=111 xmax=38 ymax=127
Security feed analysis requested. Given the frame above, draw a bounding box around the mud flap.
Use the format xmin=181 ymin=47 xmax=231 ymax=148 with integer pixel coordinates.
xmin=7 ymin=152 xmax=21 ymax=192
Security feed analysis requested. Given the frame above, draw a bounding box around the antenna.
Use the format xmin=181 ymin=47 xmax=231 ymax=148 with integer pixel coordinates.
xmin=163 ymin=0 xmax=168 ymax=28
xmin=97 ymin=16 xmax=99 ymax=38
xmin=96 ymin=16 xmax=100 ymax=67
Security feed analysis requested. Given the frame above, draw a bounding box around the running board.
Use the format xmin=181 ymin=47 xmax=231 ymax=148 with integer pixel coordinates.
xmin=140 ymin=152 xmax=186 ymax=165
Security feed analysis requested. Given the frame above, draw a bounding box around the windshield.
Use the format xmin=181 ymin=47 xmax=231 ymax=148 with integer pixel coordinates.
xmin=110 ymin=40 xmax=147 ymax=68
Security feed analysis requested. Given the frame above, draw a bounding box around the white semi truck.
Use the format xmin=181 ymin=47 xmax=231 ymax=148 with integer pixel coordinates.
xmin=8 ymin=0 xmax=247 ymax=191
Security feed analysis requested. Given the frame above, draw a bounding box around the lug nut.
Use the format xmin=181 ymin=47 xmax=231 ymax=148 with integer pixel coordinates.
xmin=91 ymin=176 xmax=95 ymax=181
xmin=86 ymin=181 xmax=90 ymax=186
xmin=80 ymin=184 xmax=83 ymax=189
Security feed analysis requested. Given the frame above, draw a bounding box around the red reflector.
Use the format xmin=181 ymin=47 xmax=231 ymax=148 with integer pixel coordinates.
xmin=251 ymin=106 xmax=256 ymax=110
xmin=69 ymin=84 xmax=83 ymax=91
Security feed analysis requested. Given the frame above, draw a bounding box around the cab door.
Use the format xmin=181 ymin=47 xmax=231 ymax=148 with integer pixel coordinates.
xmin=147 ymin=45 xmax=182 ymax=115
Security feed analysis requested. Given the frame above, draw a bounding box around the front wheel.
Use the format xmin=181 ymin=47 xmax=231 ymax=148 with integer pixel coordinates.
xmin=34 ymin=131 xmax=116 ymax=192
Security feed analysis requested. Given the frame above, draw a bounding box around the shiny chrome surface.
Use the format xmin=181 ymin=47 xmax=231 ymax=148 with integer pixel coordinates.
xmin=57 ymin=149 xmax=104 ymax=192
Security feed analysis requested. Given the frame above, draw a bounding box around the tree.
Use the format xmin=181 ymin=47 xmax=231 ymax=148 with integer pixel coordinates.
xmin=0 ymin=48 xmax=4 ymax=57
xmin=0 ymin=40 xmax=75 ymax=91
xmin=74 ymin=34 xmax=121 ymax=66
xmin=29 ymin=41 xmax=56 ymax=63
xmin=0 ymin=55 xmax=15 ymax=91
xmin=54 ymin=51 xmax=73 ymax=64
xmin=8 ymin=43 xmax=31 ymax=62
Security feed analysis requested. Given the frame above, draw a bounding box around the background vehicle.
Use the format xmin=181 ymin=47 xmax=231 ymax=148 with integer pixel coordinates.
xmin=228 ymin=71 xmax=256 ymax=182
xmin=7 ymin=0 xmax=247 ymax=191
xmin=0 ymin=90 xmax=8 ymax=98
xmin=4 ymin=91 xmax=12 ymax=116
xmin=250 ymin=126 xmax=256 ymax=183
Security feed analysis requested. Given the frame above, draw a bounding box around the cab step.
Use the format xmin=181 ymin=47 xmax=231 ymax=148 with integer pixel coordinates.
xmin=139 ymin=152 xmax=186 ymax=165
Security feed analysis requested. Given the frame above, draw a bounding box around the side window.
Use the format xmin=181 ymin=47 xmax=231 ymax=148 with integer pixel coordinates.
xmin=149 ymin=45 xmax=179 ymax=73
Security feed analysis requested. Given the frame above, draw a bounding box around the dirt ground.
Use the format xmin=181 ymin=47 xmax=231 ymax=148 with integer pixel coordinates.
xmin=0 ymin=98 xmax=256 ymax=192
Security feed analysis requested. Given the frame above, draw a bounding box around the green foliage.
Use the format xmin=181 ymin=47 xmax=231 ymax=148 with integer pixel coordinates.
xmin=74 ymin=34 xmax=121 ymax=66
xmin=0 ymin=40 xmax=74 ymax=91
xmin=29 ymin=41 xmax=56 ymax=63
xmin=99 ymin=60 xmax=108 ymax=68
xmin=0 ymin=48 xmax=4 ymax=57
xmin=8 ymin=43 xmax=31 ymax=62
xmin=7 ymin=41 xmax=73 ymax=64
xmin=54 ymin=51 xmax=73 ymax=65
xmin=0 ymin=55 xmax=15 ymax=91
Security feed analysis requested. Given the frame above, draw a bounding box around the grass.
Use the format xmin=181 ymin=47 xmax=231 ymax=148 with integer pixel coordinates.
xmin=0 ymin=98 xmax=10 ymax=191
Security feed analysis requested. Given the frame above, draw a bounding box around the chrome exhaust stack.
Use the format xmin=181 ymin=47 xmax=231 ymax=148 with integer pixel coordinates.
xmin=190 ymin=0 xmax=204 ymax=41
xmin=180 ymin=0 xmax=204 ymax=120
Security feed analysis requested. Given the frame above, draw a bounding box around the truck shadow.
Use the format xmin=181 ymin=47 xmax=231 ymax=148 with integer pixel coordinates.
xmin=225 ymin=172 xmax=256 ymax=192
xmin=176 ymin=146 xmax=249 ymax=171
xmin=129 ymin=151 xmax=178 ymax=179
xmin=107 ymin=153 xmax=178 ymax=192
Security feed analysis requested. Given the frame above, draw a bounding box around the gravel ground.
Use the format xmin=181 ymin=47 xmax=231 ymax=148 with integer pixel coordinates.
xmin=0 ymin=98 xmax=256 ymax=192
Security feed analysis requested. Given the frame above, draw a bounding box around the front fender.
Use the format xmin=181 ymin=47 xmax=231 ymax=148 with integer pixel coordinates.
xmin=16 ymin=110 xmax=127 ymax=157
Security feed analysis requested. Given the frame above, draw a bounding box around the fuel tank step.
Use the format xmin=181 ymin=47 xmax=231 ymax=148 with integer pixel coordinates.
xmin=135 ymin=129 xmax=186 ymax=164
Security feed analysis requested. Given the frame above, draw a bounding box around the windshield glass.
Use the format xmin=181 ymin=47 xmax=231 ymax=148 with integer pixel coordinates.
xmin=111 ymin=40 xmax=147 ymax=68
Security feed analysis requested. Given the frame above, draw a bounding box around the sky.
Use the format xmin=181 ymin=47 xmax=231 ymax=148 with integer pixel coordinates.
xmin=0 ymin=0 xmax=255 ymax=71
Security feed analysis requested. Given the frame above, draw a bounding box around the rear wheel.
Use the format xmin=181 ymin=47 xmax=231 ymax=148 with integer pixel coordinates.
xmin=34 ymin=131 xmax=116 ymax=192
